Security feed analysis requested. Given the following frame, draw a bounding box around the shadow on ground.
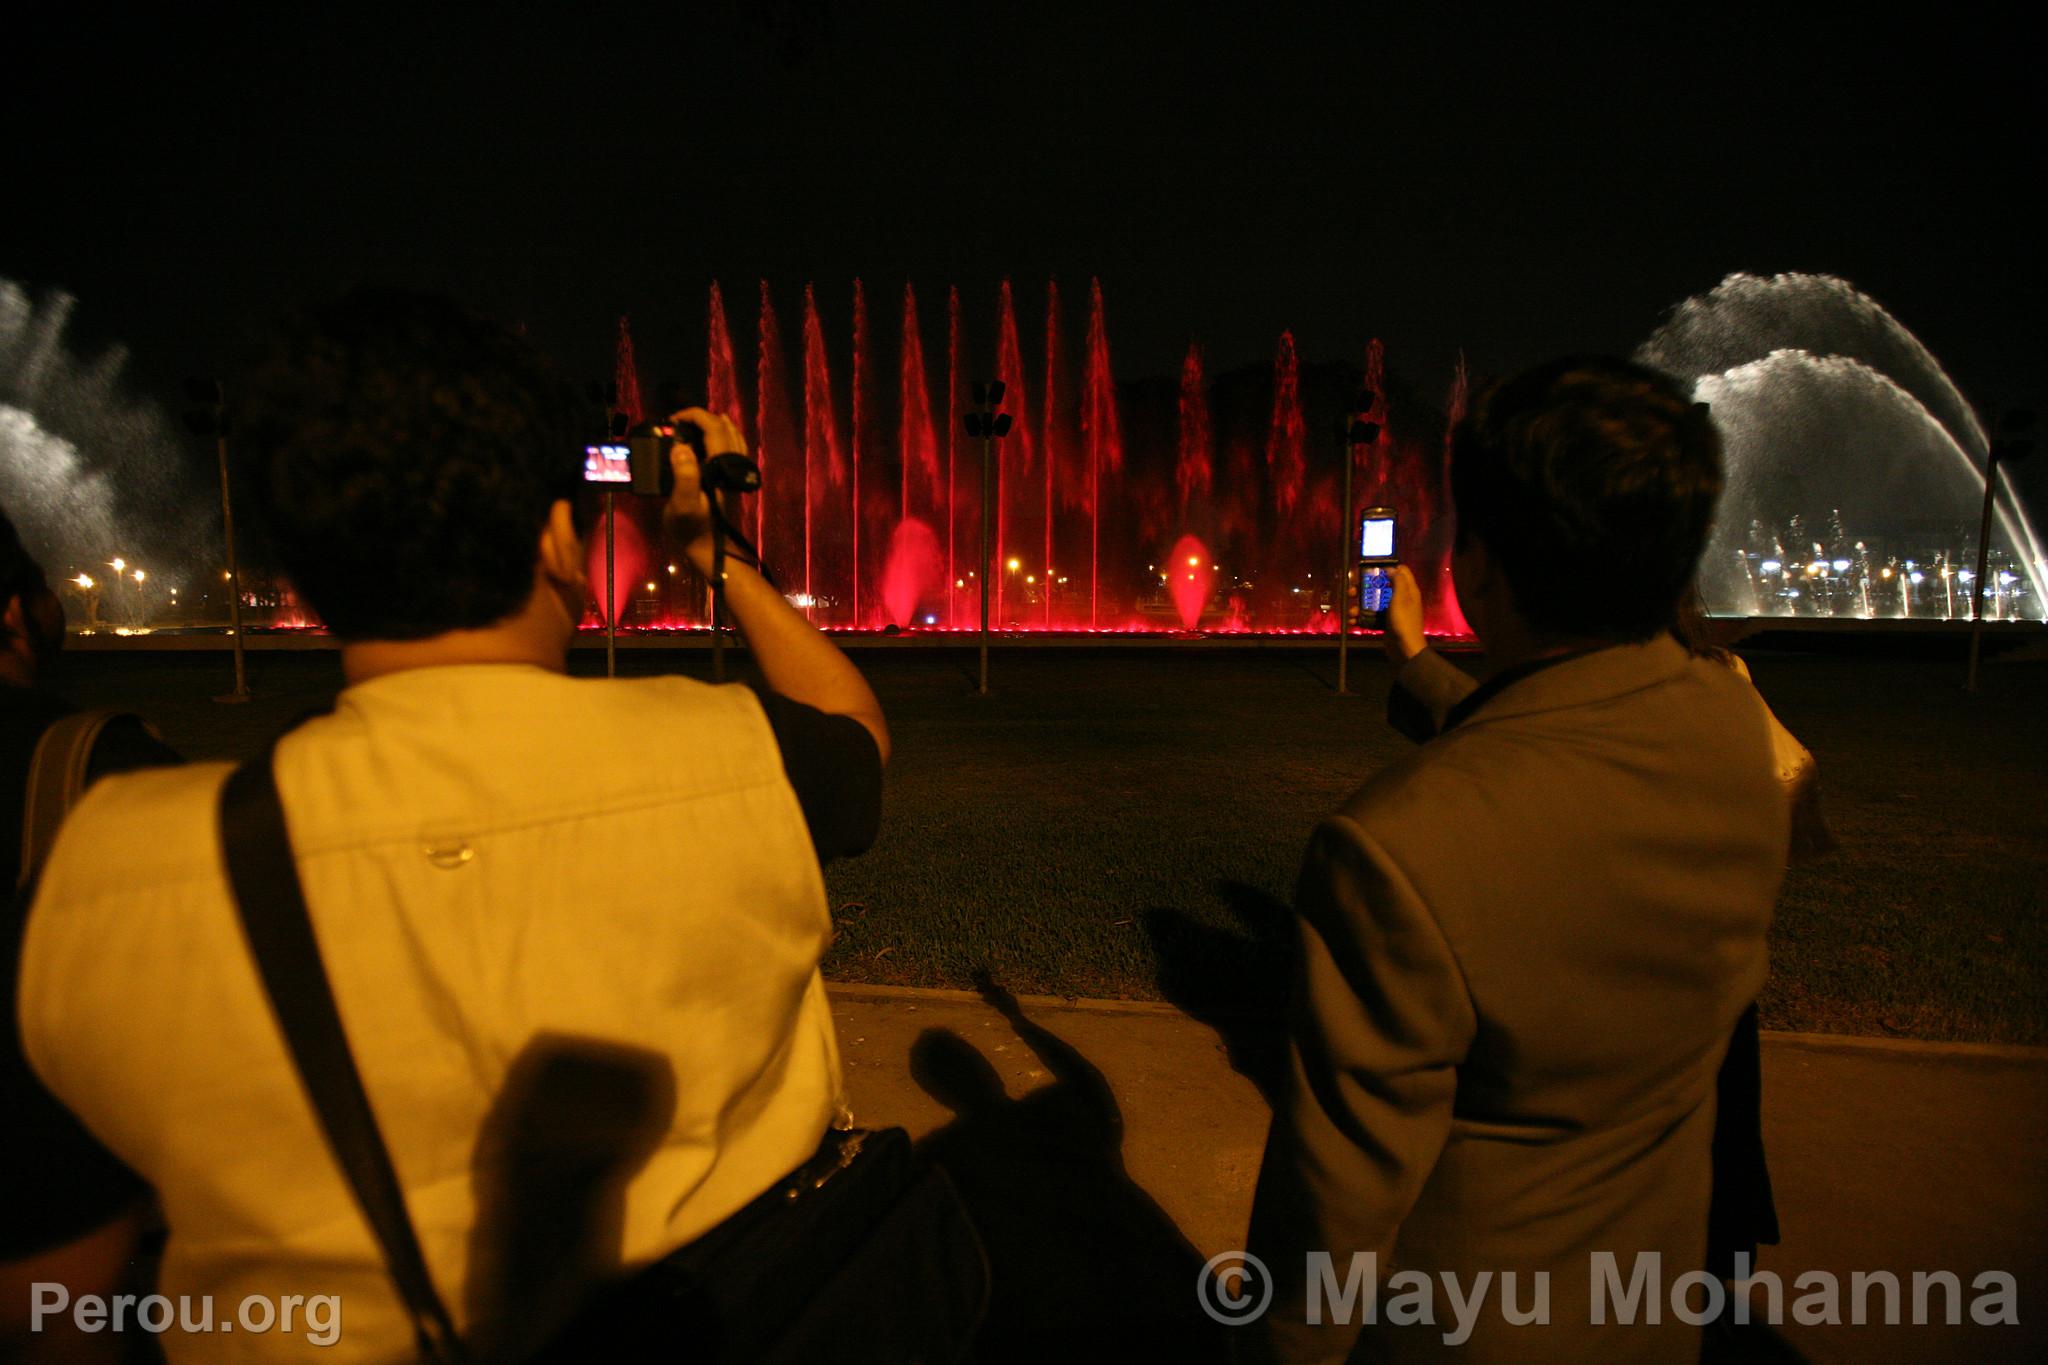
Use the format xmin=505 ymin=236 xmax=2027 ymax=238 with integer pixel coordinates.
xmin=1146 ymin=880 xmax=1295 ymax=1106
xmin=910 ymin=975 xmax=1226 ymax=1362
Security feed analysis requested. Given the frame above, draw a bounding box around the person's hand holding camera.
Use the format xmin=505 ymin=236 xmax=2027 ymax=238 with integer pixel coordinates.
xmin=660 ymin=407 xmax=746 ymax=570
xmin=1381 ymin=563 xmax=1428 ymax=666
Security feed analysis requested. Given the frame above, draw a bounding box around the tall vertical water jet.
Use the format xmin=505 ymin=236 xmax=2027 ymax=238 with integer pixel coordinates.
xmin=1042 ymin=279 xmax=1063 ymax=627
xmin=800 ymin=284 xmax=847 ymax=618
xmin=1435 ymin=353 xmax=1473 ymax=636
xmin=899 ymin=284 xmax=941 ymax=575
xmin=994 ymin=281 xmax=1034 ymax=626
xmin=613 ymin=316 xmax=645 ymax=424
xmin=1176 ymin=342 xmax=1213 ymax=521
xmin=946 ymin=285 xmax=965 ymax=628
xmin=754 ymin=282 xmax=798 ymax=581
xmin=706 ymin=283 xmax=746 ymax=441
xmin=1260 ymin=331 xmax=1307 ymax=622
xmin=1081 ymin=279 xmax=1123 ymax=628
xmin=850 ymin=280 xmax=870 ymax=626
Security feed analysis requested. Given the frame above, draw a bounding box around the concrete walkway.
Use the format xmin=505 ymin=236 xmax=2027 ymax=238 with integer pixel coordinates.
xmin=830 ymin=983 xmax=2047 ymax=1364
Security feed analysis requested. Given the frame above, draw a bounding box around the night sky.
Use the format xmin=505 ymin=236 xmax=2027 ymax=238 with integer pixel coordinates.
xmin=5 ymin=2 xmax=2042 ymax=499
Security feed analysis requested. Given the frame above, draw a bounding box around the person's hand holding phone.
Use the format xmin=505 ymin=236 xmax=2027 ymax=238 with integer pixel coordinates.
xmin=1381 ymin=563 xmax=1427 ymax=666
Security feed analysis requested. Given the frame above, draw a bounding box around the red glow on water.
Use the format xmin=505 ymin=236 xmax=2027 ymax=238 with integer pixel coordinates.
xmin=881 ymin=517 xmax=942 ymax=627
xmin=1166 ymin=534 xmax=1214 ymax=629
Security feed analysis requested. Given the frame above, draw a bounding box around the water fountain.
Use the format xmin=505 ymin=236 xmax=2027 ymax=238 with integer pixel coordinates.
xmin=1639 ymin=272 xmax=2043 ymax=621
xmin=648 ymin=277 xmax=1471 ymax=637
xmin=0 ymin=281 xmax=211 ymax=630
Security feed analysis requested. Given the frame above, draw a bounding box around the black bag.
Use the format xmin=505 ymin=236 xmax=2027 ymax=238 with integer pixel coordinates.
xmin=218 ymin=753 xmax=988 ymax=1363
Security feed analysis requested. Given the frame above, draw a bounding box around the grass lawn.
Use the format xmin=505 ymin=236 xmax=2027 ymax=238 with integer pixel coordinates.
xmin=47 ymin=636 xmax=2048 ymax=1044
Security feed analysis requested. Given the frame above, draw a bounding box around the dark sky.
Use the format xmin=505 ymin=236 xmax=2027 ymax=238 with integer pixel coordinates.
xmin=5 ymin=1 xmax=2042 ymax=470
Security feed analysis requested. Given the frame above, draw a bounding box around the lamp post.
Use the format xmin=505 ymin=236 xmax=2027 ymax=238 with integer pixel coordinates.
xmin=964 ymin=381 xmax=1012 ymax=695
xmin=1967 ymin=409 xmax=2035 ymax=692
xmin=183 ymin=379 xmax=250 ymax=702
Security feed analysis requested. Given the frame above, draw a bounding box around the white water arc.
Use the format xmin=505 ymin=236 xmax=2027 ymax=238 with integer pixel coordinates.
xmin=0 ymin=281 xmax=195 ymax=610
xmin=1639 ymin=272 xmax=2044 ymax=620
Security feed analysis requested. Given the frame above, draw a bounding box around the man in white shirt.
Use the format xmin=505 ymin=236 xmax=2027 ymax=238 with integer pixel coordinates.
xmin=12 ymin=290 xmax=890 ymax=1361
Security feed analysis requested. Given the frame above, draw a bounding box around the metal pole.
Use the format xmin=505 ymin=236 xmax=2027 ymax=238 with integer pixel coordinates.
xmin=1337 ymin=431 xmax=1355 ymax=695
xmin=605 ymin=491 xmax=617 ymax=679
xmin=978 ymin=434 xmax=993 ymax=695
xmin=213 ymin=427 xmax=250 ymax=703
xmin=1965 ymin=451 xmax=2001 ymax=693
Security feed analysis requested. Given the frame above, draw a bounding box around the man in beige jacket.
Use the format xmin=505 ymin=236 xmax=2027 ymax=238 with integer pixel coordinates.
xmin=1243 ymin=358 xmax=1787 ymax=1364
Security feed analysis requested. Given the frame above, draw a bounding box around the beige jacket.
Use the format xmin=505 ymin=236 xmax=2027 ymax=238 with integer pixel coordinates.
xmin=1246 ymin=637 xmax=1787 ymax=1364
xmin=22 ymin=665 xmax=843 ymax=1362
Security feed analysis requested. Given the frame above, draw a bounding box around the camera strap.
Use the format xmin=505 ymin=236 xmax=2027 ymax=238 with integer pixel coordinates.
xmin=218 ymin=752 xmax=470 ymax=1364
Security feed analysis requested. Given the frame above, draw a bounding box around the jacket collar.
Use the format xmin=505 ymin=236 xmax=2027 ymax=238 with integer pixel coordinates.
xmin=1449 ymin=633 xmax=1692 ymax=731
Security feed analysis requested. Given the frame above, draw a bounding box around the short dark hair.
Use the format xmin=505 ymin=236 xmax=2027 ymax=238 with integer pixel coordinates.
xmin=0 ymin=504 xmax=49 ymax=604
xmin=236 ymin=289 xmax=581 ymax=641
xmin=1449 ymin=357 xmax=1722 ymax=642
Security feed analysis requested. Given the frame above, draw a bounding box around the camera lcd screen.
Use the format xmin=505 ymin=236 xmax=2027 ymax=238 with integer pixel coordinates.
xmin=584 ymin=443 xmax=632 ymax=485
xmin=1360 ymin=515 xmax=1396 ymax=559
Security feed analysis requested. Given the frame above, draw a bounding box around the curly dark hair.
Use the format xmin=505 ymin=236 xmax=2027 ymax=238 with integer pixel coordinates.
xmin=235 ymin=289 xmax=583 ymax=641
xmin=0 ymin=504 xmax=48 ymax=605
xmin=1450 ymin=357 xmax=1723 ymax=643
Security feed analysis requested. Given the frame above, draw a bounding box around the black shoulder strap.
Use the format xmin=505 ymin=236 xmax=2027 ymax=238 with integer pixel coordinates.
xmin=218 ymin=756 xmax=468 ymax=1364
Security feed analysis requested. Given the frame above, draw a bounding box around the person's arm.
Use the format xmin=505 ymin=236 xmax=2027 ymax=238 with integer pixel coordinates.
xmin=662 ymin=408 xmax=890 ymax=765
xmin=1242 ymin=815 xmax=1475 ymax=1365
xmin=1380 ymin=564 xmax=1475 ymax=743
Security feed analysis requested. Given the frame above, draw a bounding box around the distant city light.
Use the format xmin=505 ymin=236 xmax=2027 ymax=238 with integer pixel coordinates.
xmin=133 ymin=569 xmax=145 ymax=584
xmin=1831 ymin=559 xmax=1850 ymax=572
xmin=1006 ymin=557 xmax=1021 ymax=572
xmin=1909 ymin=572 xmax=1924 ymax=584
xmin=73 ymin=573 xmax=94 ymax=589
xmin=110 ymin=558 xmax=126 ymax=572
xmin=1760 ymin=560 xmax=1782 ymax=574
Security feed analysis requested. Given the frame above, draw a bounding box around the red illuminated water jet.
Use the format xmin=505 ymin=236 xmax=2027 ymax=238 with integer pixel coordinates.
xmin=881 ymin=517 xmax=942 ymax=628
xmin=586 ymin=505 xmax=650 ymax=627
xmin=850 ymin=279 xmax=870 ymax=626
xmin=1165 ymin=533 xmax=1214 ymax=629
xmin=707 ymin=283 xmax=745 ymax=440
xmin=755 ymin=283 xmax=796 ymax=569
xmin=995 ymin=281 xmax=1034 ymax=626
xmin=801 ymin=284 xmax=847 ymax=616
xmin=614 ymin=316 xmax=645 ymax=425
xmin=946 ymin=285 xmax=964 ymax=628
xmin=1177 ymin=342 xmax=1213 ymax=518
xmin=1082 ymin=279 xmax=1122 ymax=627
xmin=1043 ymin=279 xmax=1063 ymax=628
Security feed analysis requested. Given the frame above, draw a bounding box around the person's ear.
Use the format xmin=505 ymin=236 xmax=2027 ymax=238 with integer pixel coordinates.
xmin=536 ymin=500 xmax=586 ymax=589
xmin=2 ymin=591 xmax=25 ymax=644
